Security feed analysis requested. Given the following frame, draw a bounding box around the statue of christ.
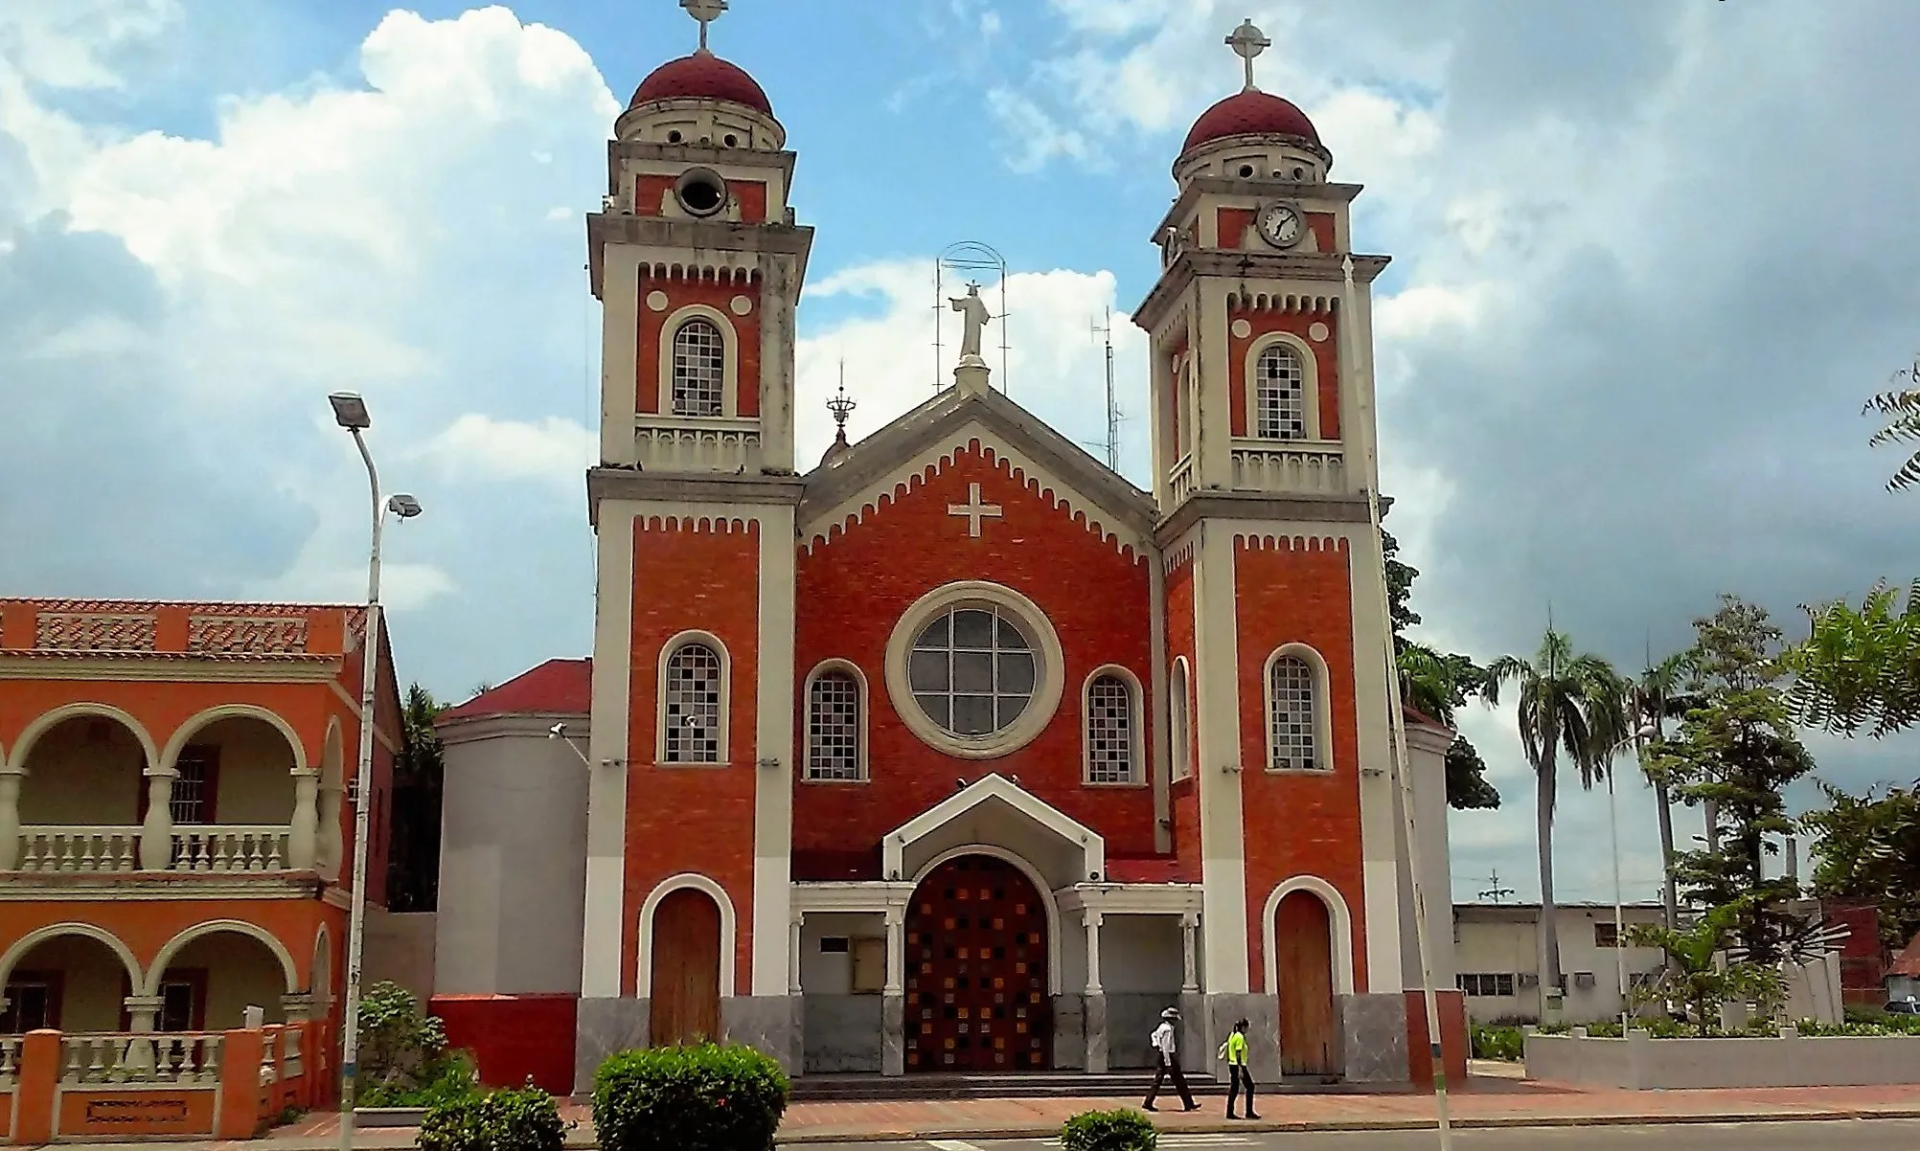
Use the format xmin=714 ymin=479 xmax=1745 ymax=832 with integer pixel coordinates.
xmin=950 ymin=282 xmax=992 ymax=361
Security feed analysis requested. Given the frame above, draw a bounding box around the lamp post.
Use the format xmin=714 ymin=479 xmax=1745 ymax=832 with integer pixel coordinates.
xmin=329 ymin=392 xmax=420 ymax=1151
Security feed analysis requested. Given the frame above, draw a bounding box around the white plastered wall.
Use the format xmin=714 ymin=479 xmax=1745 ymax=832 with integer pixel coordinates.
xmin=580 ymin=503 xmax=637 ymax=999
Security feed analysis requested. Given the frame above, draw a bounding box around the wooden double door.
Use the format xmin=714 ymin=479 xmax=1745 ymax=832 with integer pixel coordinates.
xmin=904 ymin=855 xmax=1051 ymax=1072
xmin=649 ymin=888 xmax=722 ymax=1047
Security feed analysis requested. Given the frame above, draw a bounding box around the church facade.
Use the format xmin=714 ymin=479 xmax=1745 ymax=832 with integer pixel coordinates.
xmin=430 ymin=10 xmax=1463 ymax=1093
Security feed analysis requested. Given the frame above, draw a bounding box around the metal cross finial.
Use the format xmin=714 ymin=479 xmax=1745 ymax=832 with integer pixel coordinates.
xmin=682 ymin=0 xmax=727 ymax=53
xmin=1227 ymin=18 xmax=1271 ymax=92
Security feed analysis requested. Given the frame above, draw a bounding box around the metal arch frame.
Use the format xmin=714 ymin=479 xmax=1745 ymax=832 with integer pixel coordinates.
xmin=934 ymin=241 xmax=1011 ymax=394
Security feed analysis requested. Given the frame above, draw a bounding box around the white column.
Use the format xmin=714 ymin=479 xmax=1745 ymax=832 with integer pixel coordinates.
xmin=288 ymin=769 xmax=320 ymax=871
xmin=581 ymin=506 xmax=638 ymax=998
xmin=751 ymin=506 xmax=798 ymax=997
xmin=1083 ymin=910 xmax=1103 ymax=995
xmin=884 ymin=907 xmax=905 ymax=994
xmin=1192 ymin=522 xmax=1250 ymax=994
xmin=124 ymin=996 xmax=162 ymax=1074
xmin=139 ymin=767 xmax=176 ymax=870
xmin=600 ymin=246 xmax=642 ymax=466
xmin=0 ymin=767 xmax=23 ymax=871
xmin=788 ymin=916 xmax=804 ymax=995
xmin=316 ymin=782 xmax=344 ymax=879
xmin=1181 ymin=912 xmax=1200 ymax=994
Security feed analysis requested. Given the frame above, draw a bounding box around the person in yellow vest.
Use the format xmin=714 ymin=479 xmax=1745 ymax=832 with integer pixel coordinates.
xmin=1216 ymin=1018 xmax=1260 ymax=1120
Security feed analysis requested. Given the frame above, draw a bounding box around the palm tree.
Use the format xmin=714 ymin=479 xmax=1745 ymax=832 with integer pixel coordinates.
xmin=1627 ymin=650 xmax=1699 ymax=935
xmin=1864 ymin=353 xmax=1920 ymax=491
xmin=1482 ymin=628 xmax=1629 ymax=1018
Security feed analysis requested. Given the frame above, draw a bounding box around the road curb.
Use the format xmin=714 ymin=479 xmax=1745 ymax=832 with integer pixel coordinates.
xmin=768 ymin=1107 xmax=1920 ymax=1144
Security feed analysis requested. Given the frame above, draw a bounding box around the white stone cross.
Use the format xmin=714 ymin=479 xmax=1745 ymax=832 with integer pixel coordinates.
xmin=947 ymin=482 xmax=1003 ymax=538
xmin=683 ymin=0 xmax=727 ymax=52
xmin=1227 ymin=18 xmax=1271 ymax=92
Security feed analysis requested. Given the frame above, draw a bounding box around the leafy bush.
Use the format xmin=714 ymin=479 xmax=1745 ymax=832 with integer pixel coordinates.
xmin=362 ymin=1049 xmax=480 ymax=1108
xmin=1538 ymin=1015 xmax=1920 ymax=1040
xmin=418 ymin=1082 xmax=566 ymax=1151
xmin=1060 ymin=1109 xmax=1158 ymax=1151
xmin=357 ymin=981 xmax=456 ymax=1104
xmin=592 ymin=1044 xmax=790 ymax=1151
xmin=1469 ymin=1024 xmax=1524 ymax=1061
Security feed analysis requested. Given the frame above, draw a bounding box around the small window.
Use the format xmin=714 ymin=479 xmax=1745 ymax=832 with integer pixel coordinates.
xmin=1 ymin=975 xmax=56 ymax=1032
xmin=1254 ymin=344 xmax=1307 ymax=440
xmin=170 ymin=745 xmax=218 ymax=824
xmin=1268 ymin=653 xmax=1319 ymax=770
xmin=1085 ymin=674 xmax=1136 ymax=785
xmin=663 ymin=642 xmax=724 ymax=763
xmin=1595 ymin=922 xmax=1621 ymax=948
xmin=158 ymin=978 xmax=199 ymax=1032
xmin=806 ymin=669 xmax=862 ymax=781
xmin=819 ymin=937 xmax=850 ymax=954
xmin=670 ymin=318 xmax=726 ymax=417
xmin=1457 ymin=973 xmax=1516 ymax=998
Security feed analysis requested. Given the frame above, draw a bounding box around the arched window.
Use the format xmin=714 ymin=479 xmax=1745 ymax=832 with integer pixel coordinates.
xmin=671 ymin=318 xmax=726 ymax=417
xmin=1084 ymin=673 xmax=1138 ymax=785
xmin=1267 ymin=652 xmax=1320 ymax=770
xmin=806 ymin=669 xmax=862 ymax=781
xmin=663 ymin=642 xmax=724 ymax=763
xmin=1254 ymin=344 xmax=1306 ymax=440
xmin=1170 ymin=658 xmax=1193 ymax=780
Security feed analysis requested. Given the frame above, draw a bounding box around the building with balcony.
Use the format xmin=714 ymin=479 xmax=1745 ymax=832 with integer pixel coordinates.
xmin=0 ymin=597 xmax=400 ymax=1064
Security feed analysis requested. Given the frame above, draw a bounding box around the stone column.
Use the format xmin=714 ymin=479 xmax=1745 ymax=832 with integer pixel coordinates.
xmin=316 ymin=781 xmax=344 ymax=879
xmin=882 ymin=906 xmax=905 ymax=1076
xmin=1083 ymin=910 xmax=1108 ymax=1073
xmin=139 ymin=766 xmax=176 ymax=870
xmin=280 ymin=993 xmax=316 ymax=1024
xmin=788 ymin=915 xmax=804 ymax=994
xmin=124 ymin=995 xmax=163 ymax=1074
xmin=1180 ymin=913 xmax=1200 ymax=993
xmin=1178 ymin=912 xmax=1205 ymax=1073
xmin=0 ymin=766 xmax=23 ymax=871
xmin=288 ymin=769 xmax=320 ymax=872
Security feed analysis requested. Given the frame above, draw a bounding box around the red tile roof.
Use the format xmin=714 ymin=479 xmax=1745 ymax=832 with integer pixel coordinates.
xmin=1891 ymin=932 xmax=1920 ymax=978
xmin=438 ymin=658 xmax=591 ymax=722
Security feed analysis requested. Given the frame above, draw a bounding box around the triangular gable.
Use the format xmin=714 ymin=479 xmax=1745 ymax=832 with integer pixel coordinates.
xmin=881 ymin=772 xmax=1106 ymax=881
xmin=798 ymin=387 xmax=1159 ymax=558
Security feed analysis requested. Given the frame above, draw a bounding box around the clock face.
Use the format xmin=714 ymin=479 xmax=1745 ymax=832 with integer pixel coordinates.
xmin=1258 ymin=202 xmax=1304 ymax=249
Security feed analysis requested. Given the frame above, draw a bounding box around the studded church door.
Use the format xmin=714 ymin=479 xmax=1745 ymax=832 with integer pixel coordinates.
xmin=904 ymin=855 xmax=1052 ymax=1072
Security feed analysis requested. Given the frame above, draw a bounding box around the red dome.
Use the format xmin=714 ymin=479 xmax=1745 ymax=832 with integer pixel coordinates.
xmin=630 ymin=52 xmax=772 ymax=115
xmin=1181 ymin=90 xmax=1319 ymax=156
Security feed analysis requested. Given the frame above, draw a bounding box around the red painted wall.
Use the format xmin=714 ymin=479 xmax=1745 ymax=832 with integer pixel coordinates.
xmin=1227 ymin=308 xmax=1342 ymax=441
xmin=621 ymin=517 xmax=761 ymax=996
xmin=432 ymin=994 xmax=578 ymax=1094
xmin=1163 ymin=555 xmax=1201 ymax=883
xmin=634 ymin=273 xmax=763 ymax=418
xmin=792 ymin=442 xmax=1158 ymax=879
xmin=1235 ymin=536 xmax=1367 ymax=993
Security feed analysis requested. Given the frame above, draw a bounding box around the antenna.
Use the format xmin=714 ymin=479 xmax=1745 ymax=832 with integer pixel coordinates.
xmin=1477 ymin=869 xmax=1515 ymax=904
xmin=1088 ymin=308 xmax=1120 ymax=471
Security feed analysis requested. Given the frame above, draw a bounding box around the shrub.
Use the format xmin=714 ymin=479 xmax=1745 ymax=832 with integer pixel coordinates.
xmin=358 ymin=981 xmax=455 ymax=1103
xmin=1061 ymin=1108 xmax=1158 ymax=1151
xmin=1469 ymin=1024 xmax=1523 ymax=1061
xmin=592 ymin=1044 xmax=790 ymax=1151
xmin=418 ymin=1082 xmax=565 ymax=1151
xmin=362 ymin=1049 xmax=480 ymax=1108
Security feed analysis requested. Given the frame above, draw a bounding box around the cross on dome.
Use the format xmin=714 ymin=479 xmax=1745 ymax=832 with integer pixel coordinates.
xmin=1226 ymin=18 xmax=1271 ymax=92
xmin=682 ymin=0 xmax=727 ymax=54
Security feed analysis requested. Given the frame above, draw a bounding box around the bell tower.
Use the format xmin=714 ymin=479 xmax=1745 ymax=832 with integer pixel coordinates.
xmin=1133 ymin=21 xmax=1406 ymax=1049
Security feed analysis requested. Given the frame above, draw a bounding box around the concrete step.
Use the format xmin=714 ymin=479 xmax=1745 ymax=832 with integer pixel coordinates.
xmin=791 ymin=1070 xmax=1344 ymax=1101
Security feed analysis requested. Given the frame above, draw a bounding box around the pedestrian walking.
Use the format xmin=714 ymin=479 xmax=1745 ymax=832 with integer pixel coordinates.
xmin=1142 ymin=1006 xmax=1199 ymax=1112
xmin=1216 ymin=1017 xmax=1259 ymax=1120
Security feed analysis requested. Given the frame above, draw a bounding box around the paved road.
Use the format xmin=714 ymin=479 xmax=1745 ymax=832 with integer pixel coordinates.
xmin=798 ymin=1118 xmax=1920 ymax=1151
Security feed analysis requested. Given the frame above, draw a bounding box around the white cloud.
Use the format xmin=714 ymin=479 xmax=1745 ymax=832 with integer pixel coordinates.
xmin=415 ymin=413 xmax=595 ymax=486
xmin=985 ymin=88 xmax=1096 ymax=173
xmin=0 ymin=0 xmax=179 ymax=90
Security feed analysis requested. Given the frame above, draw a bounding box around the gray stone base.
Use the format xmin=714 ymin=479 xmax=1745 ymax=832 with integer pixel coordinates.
xmin=1204 ymin=993 xmax=1282 ymax=1083
xmin=1085 ymin=993 xmax=1108 ymax=1073
xmin=1337 ymin=992 xmax=1409 ymax=1083
xmin=721 ymin=995 xmax=801 ymax=1073
xmin=574 ymin=996 xmax=649 ymax=1094
xmin=1107 ymin=993 xmax=1174 ymax=1070
xmin=1053 ymin=994 xmax=1087 ymax=1070
xmin=803 ymin=994 xmax=883 ymax=1074
xmin=882 ymin=993 xmax=905 ymax=1075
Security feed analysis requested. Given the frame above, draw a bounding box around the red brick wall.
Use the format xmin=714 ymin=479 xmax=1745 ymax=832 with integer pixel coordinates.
xmin=1234 ymin=535 xmax=1367 ymax=993
xmin=1163 ymin=554 xmax=1201 ymax=882
xmin=1226 ymin=309 xmax=1341 ymax=441
xmin=734 ymin=180 xmax=768 ymax=224
xmin=792 ymin=443 xmax=1158 ymax=877
xmin=622 ymin=517 xmax=761 ymax=996
xmin=634 ymin=174 xmax=674 ymax=216
xmin=1306 ymin=212 xmax=1337 ymax=253
xmin=634 ymin=274 xmax=763 ymax=418
xmin=1217 ymin=207 xmax=1254 ymax=250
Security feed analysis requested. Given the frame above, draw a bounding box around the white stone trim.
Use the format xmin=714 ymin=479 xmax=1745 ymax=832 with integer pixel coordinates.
xmin=1055 ymin=882 xmax=1205 ymax=917
xmin=752 ymin=506 xmax=795 ymax=998
xmin=1192 ymin=522 xmax=1250 ymax=994
xmin=311 ymin=924 xmax=334 ymax=1001
xmin=1260 ymin=876 xmax=1357 ymax=998
xmin=1242 ymin=331 xmax=1322 ymax=441
xmin=801 ymin=659 xmax=870 ymax=783
xmin=6 ymin=702 xmax=160 ymax=774
xmin=790 ymin=881 xmax=916 ymax=915
xmin=1169 ymin=656 xmax=1194 ymax=781
xmin=882 ymin=773 xmax=1106 ymax=887
xmin=601 ymin=246 xmax=643 ymax=465
xmin=159 ymin=703 xmax=309 ymax=775
xmin=1080 ymin=664 xmax=1146 ymax=788
xmin=654 ymin=629 xmax=733 ymax=766
xmin=581 ymin=504 xmax=638 ymax=998
xmin=910 ymin=844 xmax=1063 ymax=996
xmin=145 ymin=918 xmax=300 ymax=996
xmin=638 ymin=872 xmax=738 ymax=1000
xmin=1261 ymin=643 xmax=1335 ymax=773
xmin=0 ymin=922 xmax=143 ymax=991
xmin=0 ymin=657 xmax=341 ymax=684
xmin=656 ymin=303 xmax=740 ymax=419
xmin=883 ymin=581 xmax=1065 ymax=761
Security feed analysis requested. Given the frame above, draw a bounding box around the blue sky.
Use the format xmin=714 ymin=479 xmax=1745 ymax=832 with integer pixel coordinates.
xmin=5 ymin=0 xmax=1920 ymax=905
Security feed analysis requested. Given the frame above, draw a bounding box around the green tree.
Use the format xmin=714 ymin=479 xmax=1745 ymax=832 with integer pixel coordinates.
xmin=1383 ymin=525 xmax=1500 ymax=810
xmin=1626 ymin=900 xmax=1786 ymax=1036
xmin=1799 ymin=781 xmax=1920 ymax=955
xmin=1863 ymin=354 xmax=1920 ymax=491
xmin=1627 ymin=650 xmax=1700 ymax=934
xmin=1786 ymin=579 xmax=1920 ymax=737
xmin=387 ymin=683 xmax=446 ymax=912
xmin=1657 ymin=596 xmax=1816 ymax=966
xmin=1482 ymin=628 xmax=1628 ymax=1008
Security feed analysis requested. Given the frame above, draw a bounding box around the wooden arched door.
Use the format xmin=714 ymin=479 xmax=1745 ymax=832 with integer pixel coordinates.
xmin=649 ymin=888 xmax=722 ymax=1047
xmin=1275 ymin=890 xmax=1338 ymax=1076
xmin=904 ymin=854 xmax=1051 ymax=1071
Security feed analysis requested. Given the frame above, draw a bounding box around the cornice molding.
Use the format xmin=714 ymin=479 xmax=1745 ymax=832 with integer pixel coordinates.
xmin=1153 ymin=491 xmax=1374 ymax=548
xmin=586 ymin=469 xmax=806 ymax=527
xmin=1132 ymin=251 xmax=1391 ymax=333
xmin=0 ymin=656 xmax=340 ymax=684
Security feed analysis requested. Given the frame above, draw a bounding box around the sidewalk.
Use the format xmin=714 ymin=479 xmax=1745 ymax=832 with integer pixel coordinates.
xmin=227 ymin=1067 xmax=1920 ymax=1149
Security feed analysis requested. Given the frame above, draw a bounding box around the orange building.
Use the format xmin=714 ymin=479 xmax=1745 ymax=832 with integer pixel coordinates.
xmin=0 ymin=597 xmax=399 ymax=1072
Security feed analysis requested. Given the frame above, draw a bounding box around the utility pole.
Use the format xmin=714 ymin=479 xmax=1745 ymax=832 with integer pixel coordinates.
xmin=1090 ymin=308 xmax=1119 ymax=471
xmin=1478 ymin=870 xmax=1515 ymax=904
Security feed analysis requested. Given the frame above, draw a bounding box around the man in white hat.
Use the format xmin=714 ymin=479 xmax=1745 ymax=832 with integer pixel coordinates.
xmin=1142 ymin=1006 xmax=1198 ymax=1112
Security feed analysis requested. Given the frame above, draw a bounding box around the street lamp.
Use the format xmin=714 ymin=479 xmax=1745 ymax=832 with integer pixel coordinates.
xmin=329 ymin=392 xmax=419 ymax=1151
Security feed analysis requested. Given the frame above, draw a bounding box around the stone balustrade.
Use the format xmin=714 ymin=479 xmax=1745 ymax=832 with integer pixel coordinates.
xmin=14 ymin=828 xmax=140 ymax=873
xmin=634 ymin=416 xmax=763 ymax=473
xmin=61 ymin=1033 xmax=223 ymax=1086
xmin=10 ymin=824 xmax=306 ymax=875
xmin=1229 ymin=440 xmax=1346 ymax=494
